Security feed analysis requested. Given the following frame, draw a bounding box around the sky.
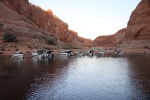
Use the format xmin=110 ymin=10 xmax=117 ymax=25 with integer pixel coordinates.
xmin=29 ymin=0 xmax=141 ymax=40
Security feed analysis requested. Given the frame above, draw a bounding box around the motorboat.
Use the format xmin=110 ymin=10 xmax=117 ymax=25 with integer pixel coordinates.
xmin=31 ymin=49 xmax=38 ymax=57
xmin=12 ymin=51 xmax=23 ymax=58
xmin=58 ymin=50 xmax=73 ymax=57
xmin=97 ymin=50 xmax=105 ymax=57
xmin=86 ymin=50 xmax=94 ymax=56
xmin=74 ymin=50 xmax=84 ymax=56
xmin=31 ymin=49 xmax=54 ymax=58
xmin=42 ymin=50 xmax=54 ymax=58
xmin=114 ymin=48 xmax=123 ymax=56
xmin=58 ymin=50 xmax=69 ymax=56
xmin=66 ymin=50 xmax=74 ymax=56
xmin=31 ymin=49 xmax=44 ymax=57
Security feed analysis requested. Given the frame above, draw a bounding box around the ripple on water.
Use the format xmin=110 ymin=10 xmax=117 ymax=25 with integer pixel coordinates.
xmin=0 ymin=56 xmax=150 ymax=100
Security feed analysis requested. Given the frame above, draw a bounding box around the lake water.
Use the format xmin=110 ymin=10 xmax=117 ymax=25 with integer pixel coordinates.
xmin=0 ymin=55 xmax=150 ymax=100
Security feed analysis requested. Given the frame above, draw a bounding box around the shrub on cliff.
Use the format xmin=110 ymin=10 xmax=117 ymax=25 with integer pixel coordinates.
xmin=46 ymin=38 xmax=56 ymax=46
xmin=62 ymin=45 xmax=79 ymax=49
xmin=3 ymin=33 xmax=18 ymax=42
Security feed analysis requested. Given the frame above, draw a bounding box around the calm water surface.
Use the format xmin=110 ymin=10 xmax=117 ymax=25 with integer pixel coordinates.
xmin=0 ymin=55 xmax=150 ymax=100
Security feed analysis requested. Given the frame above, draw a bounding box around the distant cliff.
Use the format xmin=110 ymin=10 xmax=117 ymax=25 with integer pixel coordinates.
xmin=93 ymin=0 xmax=150 ymax=48
xmin=0 ymin=0 xmax=92 ymax=48
xmin=92 ymin=28 xmax=126 ymax=47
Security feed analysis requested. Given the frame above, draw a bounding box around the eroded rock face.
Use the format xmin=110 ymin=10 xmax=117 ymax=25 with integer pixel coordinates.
xmin=92 ymin=35 xmax=112 ymax=47
xmin=93 ymin=0 xmax=150 ymax=48
xmin=78 ymin=37 xmax=93 ymax=46
xmin=0 ymin=0 xmax=92 ymax=47
xmin=120 ymin=0 xmax=150 ymax=48
xmin=0 ymin=1 xmax=51 ymax=45
xmin=1 ymin=0 xmax=31 ymax=18
xmin=93 ymin=28 xmax=126 ymax=47
xmin=30 ymin=5 xmax=68 ymax=37
xmin=29 ymin=4 xmax=93 ymax=46
xmin=125 ymin=0 xmax=150 ymax=40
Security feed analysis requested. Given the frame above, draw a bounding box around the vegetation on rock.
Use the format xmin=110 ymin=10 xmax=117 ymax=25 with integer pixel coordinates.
xmin=3 ymin=33 xmax=17 ymax=42
xmin=46 ymin=38 xmax=56 ymax=46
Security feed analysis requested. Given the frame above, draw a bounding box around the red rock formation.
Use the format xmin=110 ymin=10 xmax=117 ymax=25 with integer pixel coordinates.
xmin=111 ymin=28 xmax=126 ymax=45
xmin=92 ymin=35 xmax=112 ymax=47
xmin=0 ymin=0 xmax=50 ymax=43
xmin=93 ymin=0 xmax=150 ymax=48
xmin=78 ymin=37 xmax=93 ymax=46
xmin=30 ymin=5 xmax=57 ymax=36
xmin=29 ymin=4 xmax=93 ymax=46
xmin=93 ymin=28 xmax=126 ymax=47
xmin=125 ymin=0 xmax=150 ymax=40
xmin=1 ymin=0 xmax=31 ymax=18
xmin=121 ymin=0 xmax=150 ymax=48
xmin=0 ymin=0 xmax=92 ymax=47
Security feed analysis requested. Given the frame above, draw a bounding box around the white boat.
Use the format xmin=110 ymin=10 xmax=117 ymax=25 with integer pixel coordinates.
xmin=58 ymin=50 xmax=73 ymax=57
xmin=12 ymin=51 xmax=23 ymax=58
xmin=114 ymin=48 xmax=123 ymax=56
xmin=31 ymin=50 xmax=38 ymax=57
xmin=42 ymin=50 xmax=54 ymax=58
xmin=31 ymin=49 xmax=44 ymax=57
xmin=58 ymin=51 xmax=69 ymax=56
xmin=31 ymin=49 xmax=54 ymax=58
xmin=66 ymin=50 xmax=74 ymax=56
xmin=115 ymin=52 xmax=123 ymax=56
xmin=97 ymin=50 xmax=105 ymax=57
xmin=74 ymin=50 xmax=84 ymax=56
xmin=86 ymin=50 xmax=94 ymax=56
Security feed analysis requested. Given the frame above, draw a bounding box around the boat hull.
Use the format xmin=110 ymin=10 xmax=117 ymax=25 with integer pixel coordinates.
xmin=12 ymin=54 xmax=23 ymax=58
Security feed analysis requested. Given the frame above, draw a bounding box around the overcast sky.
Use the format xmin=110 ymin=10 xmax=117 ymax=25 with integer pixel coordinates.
xmin=29 ymin=0 xmax=141 ymax=40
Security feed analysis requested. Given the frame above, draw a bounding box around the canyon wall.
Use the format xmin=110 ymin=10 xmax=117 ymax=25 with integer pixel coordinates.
xmin=1 ymin=0 xmax=31 ymax=18
xmin=93 ymin=0 xmax=150 ymax=48
xmin=0 ymin=0 xmax=92 ymax=47
xmin=121 ymin=0 xmax=150 ymax=48
xmin=125 ymin=0 xmax=150 ymax=40
xmin=92 ymin=28 xmax=126 ymax=47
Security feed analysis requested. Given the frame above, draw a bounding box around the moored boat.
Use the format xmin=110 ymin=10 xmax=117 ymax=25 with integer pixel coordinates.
xmin=31 ymin=49 xmax=54 ymax=58
xmin=58 ymin=51 xmax=69 ymax=56
xmin=31 ymin=49 xmax=44 ymax=58
xmin=12 ymin=51 xmax=23 ymax=58
xmin=43 ymin=50 xmax=54 ymax=58
xmin=97 ymin=50 xmax=105 ymax=57
xmin=74 ymin=50 xmax=84 ymax=56
xmin=86 ymin=50 xmax=94 ymax=56
xmin=58 ymin=50 xmax=73 ymax=57
xmin=114 ymin=48 xmax=123 ymax=56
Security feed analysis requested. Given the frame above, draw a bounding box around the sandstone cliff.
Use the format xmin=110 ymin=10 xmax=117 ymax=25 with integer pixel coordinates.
xmin=1 ymin=0 xmax=30 ymax=18
xmin=0 ymin=0 xmax=51 ymax=47
xmin=93 ymin=0 xmax=150 ymax=48
xmin=120 ymin=0 xmax=150 ymax=48
xmin=0 ymin=0 xmax=92 ymax=49
xmin=125 ymin=0 xmax=150 ymax=40
xmin=93 ymin=28 xmax=126 ymax=47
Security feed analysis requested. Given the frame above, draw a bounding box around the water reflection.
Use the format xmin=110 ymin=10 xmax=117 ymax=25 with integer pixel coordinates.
xmin=0 ymin=58 xmax=23 ymax=78
xmin=26 ymin=56 xmax=73 ymax=100
xmin=127 ymin=56 xmax=150 ymax=99
xmin=0 ymin=56 xmax=150 ymax=100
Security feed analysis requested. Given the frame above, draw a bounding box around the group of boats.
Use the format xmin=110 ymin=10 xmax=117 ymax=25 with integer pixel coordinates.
xmin=31 ymin=49 xmax=54 ymax=58
xmin=11 ymin=49 xmax=76 ymax=59
xmin=12 ymin=49 xmax=54 ymax=59
xmin=12 ymin=48 xmax=123 ymax=58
